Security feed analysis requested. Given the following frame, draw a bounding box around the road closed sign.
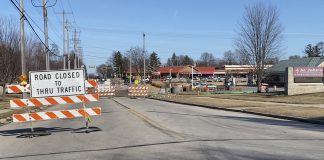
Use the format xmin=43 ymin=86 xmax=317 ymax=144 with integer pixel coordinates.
xmin=30 ymin=69 xmax=85 ymax=98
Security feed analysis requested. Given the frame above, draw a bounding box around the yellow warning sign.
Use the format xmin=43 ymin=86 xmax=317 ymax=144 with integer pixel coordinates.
xmin=134 ymin=79 xmax=139 ymax=85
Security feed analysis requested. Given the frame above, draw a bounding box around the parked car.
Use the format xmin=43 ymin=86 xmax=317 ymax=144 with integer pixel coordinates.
xmin=206 ymin=78 xmax=213 ymax=82
xmin=206 ymin=84 xmax=217 ymax=91
xmin=142 ymin=78 xmax=149 ymax=83
xmin=199 ymin=82 xmax=207 ymax=88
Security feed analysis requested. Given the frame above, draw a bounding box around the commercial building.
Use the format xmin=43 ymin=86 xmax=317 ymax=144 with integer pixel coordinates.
xmin=154 ymin=66 xmax=215 ymax=79
xmin=265 ymin=57 xmax=324 ymax=86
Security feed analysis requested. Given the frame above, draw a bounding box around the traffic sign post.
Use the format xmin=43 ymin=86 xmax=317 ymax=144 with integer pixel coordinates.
xmin=8 ymin=69 xmax=101 ymax=137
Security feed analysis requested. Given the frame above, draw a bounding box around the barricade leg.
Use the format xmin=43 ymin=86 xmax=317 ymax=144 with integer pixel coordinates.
xmin=72 ymin=95 xmax=102 ymax=134
xmin=19 ymin=101 xmax=51 ymax=138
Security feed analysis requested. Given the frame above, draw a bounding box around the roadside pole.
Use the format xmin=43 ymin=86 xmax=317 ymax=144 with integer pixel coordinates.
xmin=129 ymin=53 xmax=132 ymax=85
xmin=143 ymin=33 xmax=146 ymax=85
xmin=20 ymin=0 xmax=26 ymax=98
xmin=20 ymin=0 xmax=34 ymax=134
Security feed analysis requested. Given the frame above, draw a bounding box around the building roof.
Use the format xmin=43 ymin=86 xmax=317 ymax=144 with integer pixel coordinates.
xmin=267 ymin=57 xmax=324 ymax=73
xmin=195 ymin=67 xmax=215 ymax=74
xmin=158 ymin=66 xmax=184 ymax=74
xmin=158 ymin=66 xmax=214 ymax=74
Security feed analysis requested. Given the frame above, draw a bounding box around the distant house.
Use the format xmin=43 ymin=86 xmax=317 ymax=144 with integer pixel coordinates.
xmin=265 ymin=57 xmax=324 ymax=86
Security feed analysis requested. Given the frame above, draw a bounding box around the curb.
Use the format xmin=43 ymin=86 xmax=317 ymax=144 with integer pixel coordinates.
xmin=149 ymin=97 xmax=324 ymax=126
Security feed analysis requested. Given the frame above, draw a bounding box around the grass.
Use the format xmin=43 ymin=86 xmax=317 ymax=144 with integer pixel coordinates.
xmin=245 ymin=107 xmax=324 ymax=120
xmin=189 ymin=92 xmax=324 ymax=104
xmin=151 ymin=81 xmax=167 ymax=88
xmin=152 ymin=92 xmax=324 ymax=123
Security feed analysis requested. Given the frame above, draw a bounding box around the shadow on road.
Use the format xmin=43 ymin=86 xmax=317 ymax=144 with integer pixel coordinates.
xmin=0 ymin=126 xmax=102 ymax=137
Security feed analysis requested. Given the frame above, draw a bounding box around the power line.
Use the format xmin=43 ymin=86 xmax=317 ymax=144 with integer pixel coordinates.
xmin=13 ymin=0 xmax=63 ymax=53
xmin=31 ymin=0 xmax=64 ymax=53
xmin=10 ymin=0 xmax=62 ymax=57
xmin=67 ymin=0 xmax=79 ymax=30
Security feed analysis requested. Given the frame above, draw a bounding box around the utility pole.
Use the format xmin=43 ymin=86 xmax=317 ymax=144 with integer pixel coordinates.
xmin=66 ymin=22 xmax=70 ymax=69
xmin=20 ymin=0 xmax=26 ymax=99
xmin=63 ymin=12 xmax=66 ymax=69
xmin=129 ymin=53 xmax=132 ymax=85
xmin=78 ymin=46 xmax=82 ymax=68
xmin=143 ymin=33 xmax=146 ymax=84
xmin=56 ymin=10 xmax=72 ymax=69
xmin=73 ymin=29 xmax=80 ymax=69
xmin=32 ymin=0 xmax=57 ymax=70
xmin=73 ymin=29 xmax=77 ymax=69
xmin=43 ymin=0 xmax=49 ymax=70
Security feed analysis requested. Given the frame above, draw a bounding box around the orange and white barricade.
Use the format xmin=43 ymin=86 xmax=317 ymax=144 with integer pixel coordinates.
xmin=94 ymin=81 xmax=115 ymax=97
xmin=7 ymin=70 xmax=101 ymax=137
xmin=10 ymin=94 xmax=99 ymax=108
xmin=96 ymin=87 xmax=115 ymax=97
xmin=7 ymin=84 xmax=30 ymax=93
xmin=13 ymin=107 xmax=101 ymax=122
xmin=128 ymin=86 xmax=149 ymax=97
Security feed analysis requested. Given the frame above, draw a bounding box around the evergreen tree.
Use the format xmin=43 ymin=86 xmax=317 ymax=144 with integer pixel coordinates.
xmin=111 ymin=51 xmax=125 ymax=76
xmin=148 ymin=52 xmax=161 ymax=72
xmin=166 ymin=58 xmax=172 ymax=66
xmin=182 ymin=55 xmax=194 ymax=65
xmin=171 ymin=53 xmax=179 ymax=66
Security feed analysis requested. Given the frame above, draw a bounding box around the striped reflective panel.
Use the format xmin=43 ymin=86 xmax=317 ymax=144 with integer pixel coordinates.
xmin=12 ymin=107 xmax=101 ymax=122
xmin=10 ymin=94 xmax=99 ymax=108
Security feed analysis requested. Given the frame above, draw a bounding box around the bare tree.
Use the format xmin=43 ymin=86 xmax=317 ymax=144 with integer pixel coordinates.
xmin=223 ymin=50 xmax=238 ymax=65
xmin=0 ymin=17 xmax=20 ymax=100
xmin=197 ymin=52 xmax=215 ymax=66
xmin=235 ymin=2 xmax=283 ymax=92
xmin=125 ymin=47 xmax=148 ymax=76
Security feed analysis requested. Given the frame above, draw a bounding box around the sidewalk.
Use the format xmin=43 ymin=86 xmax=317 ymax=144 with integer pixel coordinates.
xmin=150 ymin=94 xmax=324 ymax=125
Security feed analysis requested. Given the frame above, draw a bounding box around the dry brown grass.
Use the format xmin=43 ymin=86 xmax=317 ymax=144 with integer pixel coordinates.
xmin=164 ymin=97 xmax=280 ymax=108
xmin=194 ymin=92 xmax=324 ymax=104
xmin=153 ymin=93 xmax=324 ymax=122
xmin=151 ymin=81 xmax=167 ymax=88
xmin=245 ymin=107 xmax=324 ymax=120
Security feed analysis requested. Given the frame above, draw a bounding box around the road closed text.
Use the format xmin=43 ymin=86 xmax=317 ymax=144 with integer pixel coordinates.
xmin=34 ymin=72 xmax=81 ymax=81
xmin=30 ymin=69 xmax=85 ymax=98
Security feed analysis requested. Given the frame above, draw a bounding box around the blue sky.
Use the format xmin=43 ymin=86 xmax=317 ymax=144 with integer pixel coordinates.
xmin=2 ymin=0 xmax=324 ymax=73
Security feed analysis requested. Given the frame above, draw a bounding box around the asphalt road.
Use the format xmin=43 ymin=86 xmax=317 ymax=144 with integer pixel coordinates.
xmin=0 ymin=97 xmax=324 ymax=160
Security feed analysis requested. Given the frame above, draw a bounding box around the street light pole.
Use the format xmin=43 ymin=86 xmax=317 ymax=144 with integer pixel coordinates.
xmin=169 ymin=69 xmax=172 ymax=88
xmin=192 ymin=63 xmax=196 ymax=89
xmin=143 ymin=33 xmax=146 ymax=84
xmin=129 ymin=53 xmax=132 ymax=85
xmin=192 ymin=65 xmax=194 ymax=88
